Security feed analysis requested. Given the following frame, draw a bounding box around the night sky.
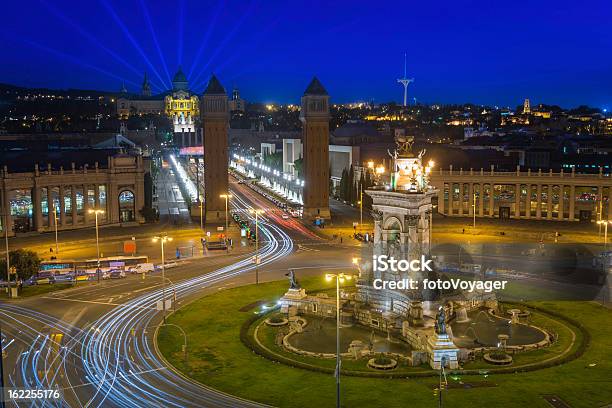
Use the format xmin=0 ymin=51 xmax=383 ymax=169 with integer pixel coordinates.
xmin=1 ymin=0 xmax=610 ymax=108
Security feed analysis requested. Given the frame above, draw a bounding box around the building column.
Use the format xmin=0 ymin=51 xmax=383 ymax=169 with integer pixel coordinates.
xmin=536 ymin=184 xmax=542 ymax=219
xmin=514 ymin=183 xmax=521 ymax=218
xmin=71 ymin=185 xmax=78 ymax=225
xmin=1 ymin=188 xmax=14 ymax=236
xmin=458 ymin=184 xmax=465 ymax=216
xmin=569 ymin=185 xmax=575 ymax=221
xmin=59 ymin=185 xmax=65 ymax=226
xmin=108 ymin=182 xmax=119 ymax=224
xmin=608 ymin=189 xmax=612 ymax=220
xmin=597 ymin=185 xmax=603 ymax=222
xmin=488 ymin=184 xmax=495 ymax=217
xmin=525 ymin=185 xmax=531 ymax=219
xmin=448 ymin=183 xmax=454 ymax=216
xmin=47 ymin=186 xmax=54 ymax=228
xmin=83 ymin=185 xmax=90 ymax=224
xmin=478 ymin=183 xmax=484 ymax=217
xmin=438 ymin=185 xmax=445 ymax=215
xmin=547 ymin=184 xmax=553 ymax=220
xmin=94 ymin=184 xmax=100 ymax=209
xmin=32 ymin=185 xmax=43 ymax=231
xmin=558 ymin=185 xmax=564 ymax=220
xmin=468 ymin=183 xmax=474 ymax=217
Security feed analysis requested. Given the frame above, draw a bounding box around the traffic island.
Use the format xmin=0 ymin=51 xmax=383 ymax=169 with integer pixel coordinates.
xmin=156 ymin=277 xmax=611 ymax=408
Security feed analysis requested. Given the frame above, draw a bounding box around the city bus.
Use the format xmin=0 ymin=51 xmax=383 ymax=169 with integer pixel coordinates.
xmin=77 ymin=256 xmax=150 ymax=276
xmin=38 ymin=260 xmax=78 ymax=276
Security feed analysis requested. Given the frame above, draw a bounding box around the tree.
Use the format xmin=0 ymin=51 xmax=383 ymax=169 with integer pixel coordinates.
xmin=293 ymin=157 xmax=303 ymax=178
xmin=348 ymin=165 xmax=356 ymax=204
xmin=339 ymin=168 xmax=348 ymax=201
xmin=0 ymin=249 xmax=40 ymax=280
xmin=263 ymin=151 xmax=282 ymax=170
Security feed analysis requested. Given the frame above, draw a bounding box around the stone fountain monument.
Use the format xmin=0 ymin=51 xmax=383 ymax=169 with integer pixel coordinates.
xmin=357 ymin=135 xmax=437 ymax=314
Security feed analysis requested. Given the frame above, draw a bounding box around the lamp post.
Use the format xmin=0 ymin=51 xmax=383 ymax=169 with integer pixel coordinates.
xmin=3 ymin=213 xmax=9 ymax=299
xmin=0 ymin=320 xmax=5 ymax=408
xmin=199 ymin=195 xmax=204 ymax=231
xmin=152 ymin=233 xmax=173 ymax=322
xmin=597 ymin=220 xmax=610 ymax=249
xmin=220 ymin=194 xmax=233 ymax=252
xmin=88 ymin=209 xmax=104 ymax=283
xmin=325 ymin=271 xmax=354 ymax=408
xmin=250 ymin=209 xmax=264 ymax=284
xmin=53 ymin=203 xmax=59 ymax=256
xmin=359 ymin=183 xmax=363 ymax=232
xmin=473 ymin=192 xmax=476 ymax=231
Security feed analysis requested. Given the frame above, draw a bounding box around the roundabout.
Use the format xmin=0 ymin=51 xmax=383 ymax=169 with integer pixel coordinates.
xmin=157 ymin=276 xmax=610 ymax=408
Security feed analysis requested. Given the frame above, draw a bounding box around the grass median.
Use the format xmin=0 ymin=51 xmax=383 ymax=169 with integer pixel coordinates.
xmin=158 ymin=277 xmax=611 ymax=408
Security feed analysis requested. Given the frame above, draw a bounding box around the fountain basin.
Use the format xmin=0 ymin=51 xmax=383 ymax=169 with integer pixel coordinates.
xmin=285 ymin=316 xmax=411 ymax=355
xmin=484 ymin=352 xmax=513 ymax=365
xmin=451 ymin=309 xmax=546 ymax=348
xmin=367 ymin=357 xmax=398 ymax=370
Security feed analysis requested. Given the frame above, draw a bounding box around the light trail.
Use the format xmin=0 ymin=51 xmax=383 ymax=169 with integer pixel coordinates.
xmin=138 ymin=0 xmax=172 ymax=87
xmin=77 ymin=190 xmax=292 ymax=407
xmin=99 ymin=0 xmax=171 ymax=90
xmin=39 ymin=0 xmax=164 ymax=92
xmin=191 ymin=0 xmax=258 ymax=89
xmin=187 ymin=0 xmax=225 ymax=79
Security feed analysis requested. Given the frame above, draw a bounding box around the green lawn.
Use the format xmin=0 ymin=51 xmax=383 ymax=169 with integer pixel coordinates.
xmin=158 ymin=278 xmax=612 ymax=408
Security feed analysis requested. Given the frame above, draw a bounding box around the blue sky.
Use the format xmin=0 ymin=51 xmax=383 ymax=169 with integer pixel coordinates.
xmin=1 ymin=0 xmax=610 ymax=108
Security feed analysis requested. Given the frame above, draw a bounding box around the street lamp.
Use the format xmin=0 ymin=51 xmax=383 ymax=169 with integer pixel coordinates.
xmin=597 ymin=220 xmax=611 ymax=249
xmin=325 ymin=271 xmax=354 ymax=408
xmin=472 ymin=192 xmax=477 ymax=231
xmin=152 ymin=233 xmax=173 ymax=322
xmin=220 ymin=193 xmax=233 ymax=252
xmin=88 ymin=209 xmax=104 ymax=283
xmin=199 ymin=195 xmax=204 ymax=231
xmin=250 ymin=209 xmax=264 ymax=284
xmin=358 ymin=183 xmax=363 ymax=231
xmin=53 ymin=203 xmax=59 ymax=256
xmin=2 ymin=213 xmax=10 ymax=299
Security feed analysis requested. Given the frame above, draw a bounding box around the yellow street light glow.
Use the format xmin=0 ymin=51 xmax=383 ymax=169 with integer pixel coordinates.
xmin=428 ymin=160 xmax=435 ymax=168
xmin=326 ymin=274 xmax=333 ymax=282
xmin=352 ymin=258 xmax=359 ymax=265
xmin=367 ymin=161 xmax=374 ymax=169
xmin=88 ymin=209 xmax=104 ymax=214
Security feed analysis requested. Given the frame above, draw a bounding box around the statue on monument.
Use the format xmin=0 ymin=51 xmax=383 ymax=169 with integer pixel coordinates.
xmin=285 ymin=269 xmax=300 ymax=289
xmin=435 ymin=306 xmax=447 ymax=335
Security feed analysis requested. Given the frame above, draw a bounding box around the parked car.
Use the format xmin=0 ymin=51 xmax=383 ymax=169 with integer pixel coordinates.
xmin=102 ymin=269 xmax=123 ymax=279
xmin=109 ymin=270 xmax=126 ymax=279
xmin=128 ymin=263 xmax=155 ymax=274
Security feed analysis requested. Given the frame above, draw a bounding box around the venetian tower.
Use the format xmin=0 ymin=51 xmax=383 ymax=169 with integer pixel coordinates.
xmin=300 ymin=77 xmax=331 ymax=220
xmin=202 ymin=74 xmax=229 ymax=222
xmin=358 ymin=135 xmax=437 ymax=314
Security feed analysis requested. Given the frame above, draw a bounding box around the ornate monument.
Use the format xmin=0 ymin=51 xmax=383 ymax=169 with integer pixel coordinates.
xmin=358 ymin=135 xmax=438 ymax=314
xmin=427 ymin=306 xmax=459 ymax=369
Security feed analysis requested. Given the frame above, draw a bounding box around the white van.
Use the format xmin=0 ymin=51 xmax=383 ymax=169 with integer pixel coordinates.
xmin=128 ymin=263 xmax=155 ymax=274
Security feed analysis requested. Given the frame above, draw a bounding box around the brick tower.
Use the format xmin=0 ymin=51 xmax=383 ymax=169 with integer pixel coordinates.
xmin=300 ymin=77 xmax=331 ymax=220
xmin=202 ymin=74 xmax=229 ymax=223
